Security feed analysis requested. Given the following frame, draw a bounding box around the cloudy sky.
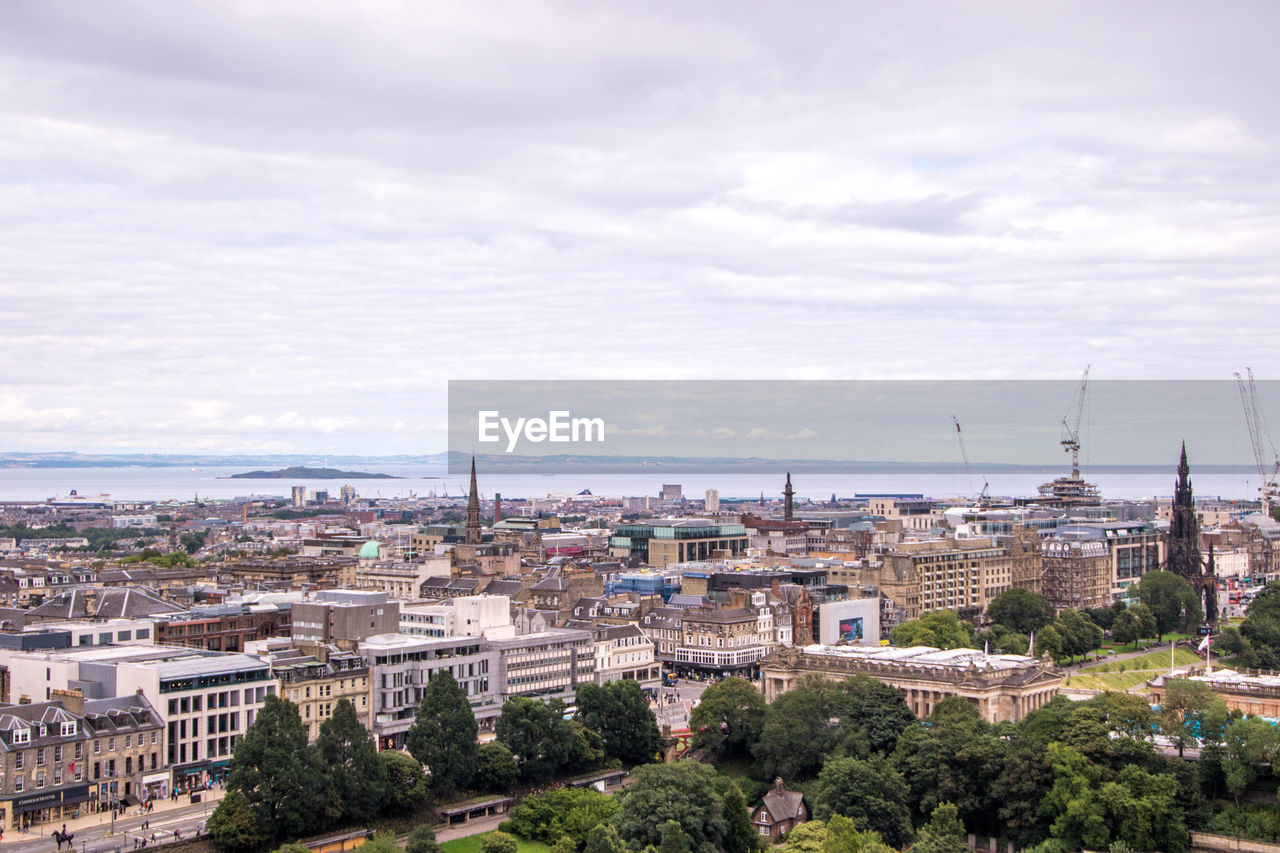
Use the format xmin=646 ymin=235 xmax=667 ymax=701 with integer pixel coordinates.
xmin=2 ymin=1 xmax=1279 ymax=456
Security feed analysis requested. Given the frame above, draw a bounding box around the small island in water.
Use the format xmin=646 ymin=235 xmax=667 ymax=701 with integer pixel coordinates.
xmin=227 ymin=466 xmax=402 ymax=480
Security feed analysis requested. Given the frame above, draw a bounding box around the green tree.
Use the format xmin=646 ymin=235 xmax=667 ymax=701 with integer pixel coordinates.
xmin=273 ymin=844 xmax=312 ymax=853
xmin=807 ymin=675 xmax=914 ymax=758
xmin=316 ymin=698 xmax=387 ymax=825
xmin=1222 ymin=715 xmax=1279 ymax=806
xmin=1054 ymin=610 xmax=1103 ymax=663
xmin=754 ymin=687 xmax=830 ymax=780
xmin=1214 ymin=625 xmax=1253 ymax=666
xmin=991 ymin=742 xmax=1054 ymax=848
xmin=207 ymin=789 xmax=266 ymax=853
xmin=360 ymin=834 xmax=401 ymax=853
xmin=986 ymin=588 xmax=1055 ymax=635
xmin=812 ymin=754 xmax=913 ymax=849
xmin=821 ymin=815 xmax=895 ymax=853
xmin=1160 ymin=677 xmax=1227 ymax=758
xmin=612 ymin=762 xmax=726 ymax=853
xmin=721 ymin=783 xmax=758 ymax=853
xmin=1240 ymin=583 xmax=1280 ymax=669
xmin=379 ymin=750 xmax=430 ymax=815
xmin=1039 ymin=743 xmax=1109 ymax=852
xmin=497 ymin=696 xmax=579 ymax=781
xmin=1111 ymin=609 xmax=1140 ymax=649
xmin=227 ymin=693 xmax=330 ymax=843
xmin=1136 ymin=571 xmax=1203 ymax=641
xmin=475 ymin=741 xmax=519 ymax=793
xmin=658 ymin=821 xmax=691 ymax=853
xmin=479 ymin=832 xmax=519 ymax=853
xmin=688 ymin=677 xmax=765 ymax=758
xmin=406 ymin=670 xmax=479 ymax=795
xmin=1034 ymin=624 xmax=1063 ymax=660
xmin=911 ymin=802 xmax=969 ymax=853
xmin=781 ymin=821 xmax=828 ymax=853
xmin=406 ymin=827 xmax=441 ymax=853
xmin=890 ymin=610 xmax=974 ymax=650
xmin=577 ymin=680 xmax=661 ymax=765
xmin=584 ymin=825 xmax=628 ymax=853
xmin=892 ymin=698 xmax=1003 ymax=837
xmin=553 ymin=837 xmax=578 ymax=853
xmin=1130 ymin=604 xmax=1158 ymax=641
xmin=504 ymin=788 xmax=620 ymax=848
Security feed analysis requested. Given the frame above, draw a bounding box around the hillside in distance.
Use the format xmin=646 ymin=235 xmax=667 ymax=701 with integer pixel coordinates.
xmin=227 ymin=466 xmax=402 ymax=480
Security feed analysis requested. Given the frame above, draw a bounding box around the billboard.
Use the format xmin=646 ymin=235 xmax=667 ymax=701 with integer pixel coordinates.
xmin=818 ymin=598 xmax=880 ymax=647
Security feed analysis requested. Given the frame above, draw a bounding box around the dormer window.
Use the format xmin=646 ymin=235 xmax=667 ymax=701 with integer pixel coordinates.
xmin=60 ymin=721 xmax=77 ymax=737
xmin=12 ymin=727 xmax=30 ymax=744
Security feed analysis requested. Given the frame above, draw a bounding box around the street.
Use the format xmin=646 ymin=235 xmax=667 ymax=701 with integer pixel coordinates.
xmin=650 ymin=678 xmax=710 ymax=730
xmin=1 ymin=798 xmax=220 ymax=853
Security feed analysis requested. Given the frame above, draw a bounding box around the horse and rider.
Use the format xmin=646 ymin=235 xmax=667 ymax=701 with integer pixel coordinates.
xmin=52 ymin=824 xmax=75 ymax=850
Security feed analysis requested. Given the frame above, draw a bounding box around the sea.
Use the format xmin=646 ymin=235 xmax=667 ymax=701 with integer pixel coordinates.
xmin=0 ymin=464 xmax=1269 ymax=504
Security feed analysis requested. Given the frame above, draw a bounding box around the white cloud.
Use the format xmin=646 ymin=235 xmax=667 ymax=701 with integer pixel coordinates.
xmin=0 ymin=1 xmax=1278 ymax=453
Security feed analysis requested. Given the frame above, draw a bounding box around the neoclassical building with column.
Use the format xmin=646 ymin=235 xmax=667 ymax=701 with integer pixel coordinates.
xmin=759 ymin=644 xmax=1064 ymax=724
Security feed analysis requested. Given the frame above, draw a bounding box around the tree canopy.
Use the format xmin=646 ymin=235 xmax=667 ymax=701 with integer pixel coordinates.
xmin=226 ymin=693 xmax=330 ymax=843
xmin=986 ymin=588 xmax=1055 ymax=635
xmin=1135 ymin=571 xmax=1203 ymax=641
xmin=406 ymin=669 xmax=479 ymax=795
xmin=612 ymin=762 xmax=727 ymax=853
xmin=576 ymin=679 xmax=661 ymax=765
xmin=890 ymin=610 xmax=975 ymax=650
xmin=688 ymin=677 xmax=765 ymax=758
xmin=316 ymin=698 xmax=387 ymax=825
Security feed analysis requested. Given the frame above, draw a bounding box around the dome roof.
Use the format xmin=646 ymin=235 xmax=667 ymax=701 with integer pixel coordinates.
xmin=358 ymin=540 xmax=381 ymax=559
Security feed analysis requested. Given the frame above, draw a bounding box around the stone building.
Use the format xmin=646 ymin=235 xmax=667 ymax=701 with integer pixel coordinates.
xmin=759 ymin=644 xmax=1063 ymax=724
xmin=1041 ymin=536 xmax=1111 ymax=612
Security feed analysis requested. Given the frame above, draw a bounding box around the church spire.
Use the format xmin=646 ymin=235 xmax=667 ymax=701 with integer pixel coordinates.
xmin=783 ymin=472 xmax=795 ymax=521
xmin=465 ymin=455 xmax=482 ymax=545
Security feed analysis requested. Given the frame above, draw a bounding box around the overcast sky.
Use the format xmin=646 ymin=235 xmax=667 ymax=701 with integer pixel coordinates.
xmin=2 ymin=1 xmax=1279 ymax=456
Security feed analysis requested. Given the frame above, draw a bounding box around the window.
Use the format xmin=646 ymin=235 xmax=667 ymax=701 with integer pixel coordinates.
xmin=14 ymin=776 xmax=22 ymax=792
xmin=94 ymin=739 xmax=101 ymax=754
xmin=60 ymin=721 xmax=77 ymax=737
xmin=125 ymin=735 xmax=131 ymax=748
xmin=14 ymin=752 xmax=24 ymax=770
xmin=36 ymin=749 xmax=45 ymax=767
xmin=54 ymin=745 xmax=62 ymax=762
xmin=12 ymin=728 xmax=29 ymax=745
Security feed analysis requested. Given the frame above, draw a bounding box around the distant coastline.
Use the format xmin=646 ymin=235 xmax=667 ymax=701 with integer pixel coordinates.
xmin=226 ymin=466 xmax=402 ymax=480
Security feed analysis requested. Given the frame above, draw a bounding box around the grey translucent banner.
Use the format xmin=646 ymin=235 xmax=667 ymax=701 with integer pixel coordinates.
xmin=446 ymin=379 xmax=1274 ymax=475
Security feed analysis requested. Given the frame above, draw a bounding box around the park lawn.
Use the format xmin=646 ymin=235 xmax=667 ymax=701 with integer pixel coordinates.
xmin=1081 ymin=648 xmax=1200 ymax=673
xmin=442 ymin=835 xmax=553 ymax=853
xmin=1064 ymin=670 xmax=1161 ymax=692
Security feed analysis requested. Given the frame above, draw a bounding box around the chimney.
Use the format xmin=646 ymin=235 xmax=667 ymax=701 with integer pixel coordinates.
xmin=52 ymin=687 xmax=84 ymax=716
xmin=494 ymin=494 xmax=503 ymax=524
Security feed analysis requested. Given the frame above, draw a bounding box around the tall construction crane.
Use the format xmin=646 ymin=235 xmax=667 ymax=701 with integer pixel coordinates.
xmin=952 ymin=415 xmax=990 ymax=504
xmin=1061 ymin=365 xmax=1091 ymax=479
xmin=1234 ymin=368 xmax=1279 ymax=514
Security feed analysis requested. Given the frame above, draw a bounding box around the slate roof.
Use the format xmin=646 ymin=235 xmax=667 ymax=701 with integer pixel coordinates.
xmin=26 ymin=587 xmax=185 ymax=620
xmin=760 ymin=780 xmax=805 ymax=823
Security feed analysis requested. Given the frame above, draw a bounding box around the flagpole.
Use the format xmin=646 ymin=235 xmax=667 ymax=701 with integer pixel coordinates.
xmin=1170 ymin=640 xmax=1174 ymax=675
